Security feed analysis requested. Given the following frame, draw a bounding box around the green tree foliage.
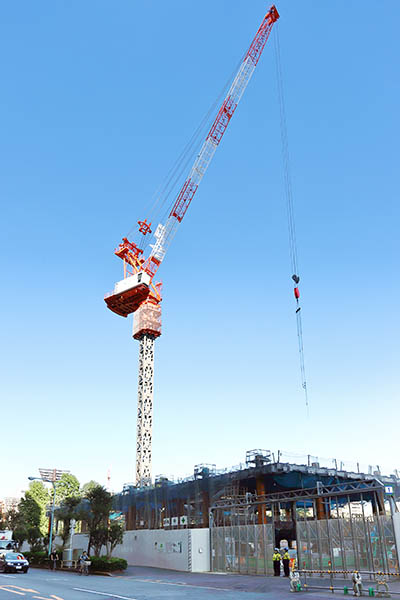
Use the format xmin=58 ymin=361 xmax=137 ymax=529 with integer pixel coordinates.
xmin=18 ymin=494 xmax=41 ymax=529
xmin=89 ymin=556 xmax=127 ymax=572
xmin=91 ymin=527 xmax=109 ymax=557
xmin=78 ymin=485 xmax=113 ymax=555
xmin=27 ymin=526 xmax=43 ymax=551
xmin=55 ymin=496 xmax=81 ymax=549
xmin=13 ymin=526 xmax=28 ymax=550
xmin=81 ymin=481 xmax=100 ymax=497
xmin=107 ymin=522 xmax=124 ymax=558
xmin=19 ymin=481 xmax=50 ymax=537
xmin=5 ymin=509 xmax=20 ymax=531
xmin=54 ymin=474 xmax=80 ymax=505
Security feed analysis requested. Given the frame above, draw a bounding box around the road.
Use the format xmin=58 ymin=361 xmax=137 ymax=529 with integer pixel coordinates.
xmin=1 ymin=566 xmax=398 ymax=599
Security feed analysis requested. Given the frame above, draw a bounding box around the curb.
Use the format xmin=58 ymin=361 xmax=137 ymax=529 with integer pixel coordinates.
xmin=28 ymin=565 xmax=121 ymax=577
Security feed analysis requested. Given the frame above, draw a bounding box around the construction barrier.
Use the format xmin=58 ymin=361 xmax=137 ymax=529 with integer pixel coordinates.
xmin=289 ymin=569 xmax=400 ymax=596
xmin=298 ymin=570 xmax=400 ymax=577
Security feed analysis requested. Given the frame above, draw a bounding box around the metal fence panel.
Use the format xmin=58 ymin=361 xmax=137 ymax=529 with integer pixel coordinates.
xmin=211 ymin=524 xmax=274 ymax=574
xmin=296 ymin=516 xmax=397 ymax=576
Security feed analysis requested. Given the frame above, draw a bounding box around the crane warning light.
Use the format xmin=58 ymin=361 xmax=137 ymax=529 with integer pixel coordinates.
xmin=294 ymin=287 xmax=300 ymax=300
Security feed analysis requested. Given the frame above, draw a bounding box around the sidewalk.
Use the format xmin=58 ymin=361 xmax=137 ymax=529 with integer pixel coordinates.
xmin=120 ymin=565 xmax=400 ymax=597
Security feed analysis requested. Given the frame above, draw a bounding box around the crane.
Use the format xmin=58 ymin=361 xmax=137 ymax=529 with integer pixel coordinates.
xmin=105 ymin=5 xmax=280 ymax=487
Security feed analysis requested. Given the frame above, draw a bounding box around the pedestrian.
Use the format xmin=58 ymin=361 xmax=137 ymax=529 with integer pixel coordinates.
xmin=79 ymin=551 xmax=90 ymax=575
xmin=273 ymin=547 xmax=281 ymax=576
xmin=49 ymin=550 xmax=58 ymax=570
xmin=282 ymin=548 xmax=290 ymax=577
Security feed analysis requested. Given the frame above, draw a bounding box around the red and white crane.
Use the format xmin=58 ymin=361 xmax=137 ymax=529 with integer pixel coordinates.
xmin=105 ymin=5 xmax=280 ymax=487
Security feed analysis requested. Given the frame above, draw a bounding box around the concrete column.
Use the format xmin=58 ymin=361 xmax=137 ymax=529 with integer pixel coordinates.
xmin=316 ymin=497 xmax=326 ymax=520
xmin=256 ymin=477 xmax=266 ymax=525
xmin=126 ymin=505 xmax=137 ymax=530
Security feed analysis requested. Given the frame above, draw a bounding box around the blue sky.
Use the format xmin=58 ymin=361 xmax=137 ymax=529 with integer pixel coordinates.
xmin=1 ymin=1 xmax=399 ymax=497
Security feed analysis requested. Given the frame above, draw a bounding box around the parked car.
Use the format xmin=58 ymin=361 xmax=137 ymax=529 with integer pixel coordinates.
xmin=0 ymin=541 xmax=16 ymax=551
xmin=0 ymin=551 xmax=29 ymax=573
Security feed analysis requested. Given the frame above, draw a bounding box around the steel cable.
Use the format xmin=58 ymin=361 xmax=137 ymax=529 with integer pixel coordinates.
xmin=274 ymin=26 xmax=309 ymax=412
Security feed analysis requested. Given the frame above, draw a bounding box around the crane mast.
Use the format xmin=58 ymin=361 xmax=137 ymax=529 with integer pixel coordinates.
xmin=105 ymin=5 xmax=279 ymax=487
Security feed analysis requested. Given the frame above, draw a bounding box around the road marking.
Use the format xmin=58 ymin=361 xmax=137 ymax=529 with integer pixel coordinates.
xmin=7 ymin=586 xmax=39 ymax=593
xmin=32 ymin=595 xmax=64 ymax=600
xmin=73 ymin=589 xmax=136 ymax=600
xmin=0 ymin=587 xmax=25 ymax=595
xmin=0 ymin=574 xmax=17 ymax=578
xmin=133 ymin=577 xmax=230 ymax=591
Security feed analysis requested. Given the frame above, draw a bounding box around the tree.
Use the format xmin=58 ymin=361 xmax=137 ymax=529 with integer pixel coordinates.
xmin=78 ymin=485 xmax=113 ymax=555
xmin=18 ymin=494 xmax=41 ymax=530
xmin=13 ymin=526 xmax=28 ymax=551
xmin=19 ymin=481 xmax=50 ymax=537
xmin=5 ymin=509 xmax=20 ymax=531
xmin=27 ymin=526 xmax=42 ymax=551
xmin=107 ymin=522 xmax=124 ymax=558
xmin=91 ymin=527 xmax=109 ymax=557
xmin=81 ymin=481 xmax=100 ymax=497
xmin=55 ymin=496 xmax=81 ymax=549
xmin=54 ymin=474 xmax=80 ymax=505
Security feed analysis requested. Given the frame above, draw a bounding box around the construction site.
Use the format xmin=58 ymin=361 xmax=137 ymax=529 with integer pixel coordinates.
xmin=111 ymin=451 xmax=400 ymax=574
xmin=102 ymin=4 xmax=400 ymax=576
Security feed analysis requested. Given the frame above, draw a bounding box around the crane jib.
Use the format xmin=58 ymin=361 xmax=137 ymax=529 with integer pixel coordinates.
xmin=164 ymin=5 xmax=279 ymax=241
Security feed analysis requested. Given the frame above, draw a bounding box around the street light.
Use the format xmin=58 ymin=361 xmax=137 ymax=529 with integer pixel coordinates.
xmin=28 ymin=468 xmax=69 ymax=556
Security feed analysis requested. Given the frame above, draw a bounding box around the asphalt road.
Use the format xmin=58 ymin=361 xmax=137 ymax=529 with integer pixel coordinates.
xmin=1 ymin=567 xmax=399 ymax=600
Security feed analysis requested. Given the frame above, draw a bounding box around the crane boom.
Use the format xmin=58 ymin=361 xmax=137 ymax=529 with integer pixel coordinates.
xmin=109 ymin=6 xmax=279 ymax=288
xmin=143 ymin=5 xmax=279 ymax=278
xmin=105 ymin=5 xmax=279 ymax=319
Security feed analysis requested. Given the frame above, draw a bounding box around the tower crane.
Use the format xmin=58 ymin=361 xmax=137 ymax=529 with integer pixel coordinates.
xmin=105 ymin=5 xmax=280 ymax=487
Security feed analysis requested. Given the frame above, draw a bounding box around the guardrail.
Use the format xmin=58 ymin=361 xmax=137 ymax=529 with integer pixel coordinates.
xmin=60 ymin=559 xmax=78 ymax=569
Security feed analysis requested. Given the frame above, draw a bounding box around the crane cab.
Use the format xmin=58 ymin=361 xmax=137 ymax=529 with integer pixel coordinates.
xmin=104 ymin=272 xmax=150 ymax=317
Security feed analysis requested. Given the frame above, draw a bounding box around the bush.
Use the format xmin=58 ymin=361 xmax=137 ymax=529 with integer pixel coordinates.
xmin=23 ymin=551 xmax=48 ymax=566
xmin=89 ymin=556 xmax=127 ymax=572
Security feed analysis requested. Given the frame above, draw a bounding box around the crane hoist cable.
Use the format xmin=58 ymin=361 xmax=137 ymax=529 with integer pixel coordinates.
xmin=274 ymin=26 xmax=309 ymax=413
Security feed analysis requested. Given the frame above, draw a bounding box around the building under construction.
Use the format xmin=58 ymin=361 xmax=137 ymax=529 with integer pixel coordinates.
xmin=114 ymin=450 xmax=400 ymax=575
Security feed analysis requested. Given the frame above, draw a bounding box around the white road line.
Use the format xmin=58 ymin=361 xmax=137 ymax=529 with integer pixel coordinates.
xmin=73 ymin=588 xmax=137 ymax=600
xmin=133 ymin=578 xmax=230 ymax=591
xmin=0 ymin=574 xmax=17 ymax=578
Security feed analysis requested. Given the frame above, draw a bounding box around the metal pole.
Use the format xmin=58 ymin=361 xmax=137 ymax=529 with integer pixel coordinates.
xmin=48 ymin=482 xmax=56 ymax=557
xmin=347 ymin=494 xmax=360 ymax=571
